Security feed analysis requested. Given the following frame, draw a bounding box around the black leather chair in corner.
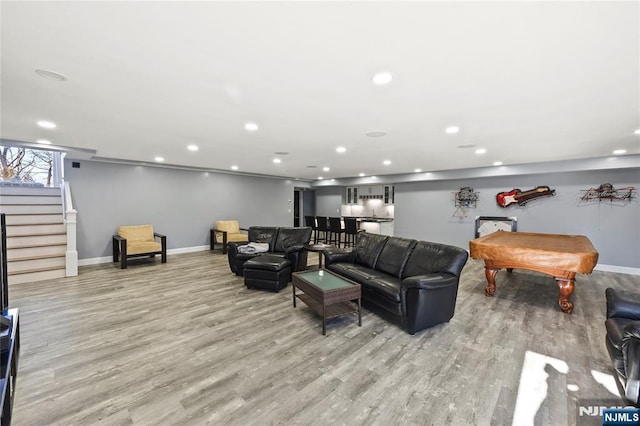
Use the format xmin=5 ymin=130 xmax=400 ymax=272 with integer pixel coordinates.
xmin=605 ymin=287 xmax=640 ymax=407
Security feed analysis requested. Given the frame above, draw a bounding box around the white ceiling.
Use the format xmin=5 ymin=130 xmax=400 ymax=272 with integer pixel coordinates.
xmin=1 ymin=1 xmax=639 ymax=181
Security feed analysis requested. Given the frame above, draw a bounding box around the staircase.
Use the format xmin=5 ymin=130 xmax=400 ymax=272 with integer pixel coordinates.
xmin=0 ymin=186 xmax=67 ymax=284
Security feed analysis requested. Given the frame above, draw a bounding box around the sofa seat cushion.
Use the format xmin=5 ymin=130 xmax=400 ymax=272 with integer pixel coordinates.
xmin=127 ymin=241 xmax=162 ymax=255
xmin=327 ymin=263 xmax=388 ymax=284
xmin=364 ymin=276 xmax=402 ymax=303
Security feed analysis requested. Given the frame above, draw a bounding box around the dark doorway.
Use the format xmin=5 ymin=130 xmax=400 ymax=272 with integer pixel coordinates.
xmin=294 ymin=190 xmax=300 ymax=227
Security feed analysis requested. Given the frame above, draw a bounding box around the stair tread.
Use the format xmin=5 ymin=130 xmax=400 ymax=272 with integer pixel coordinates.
xmin=9 ymin=265 xmax=65 ymax=276
xmin=8 ymin=232 xmax=66 ymax=236
xmin=8 ymin=253 xmax=66 ymax=262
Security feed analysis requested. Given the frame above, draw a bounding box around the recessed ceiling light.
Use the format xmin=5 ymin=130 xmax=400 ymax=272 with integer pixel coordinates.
xmin=493 ymin=161 xmax=503 ymax=166
xmin=231 ymin=165 xmax=239 ymax=170
xmin=336 ymin=146 xmax=346 ymax=153
xmin=457 ymin=144 xmax=477 ymax=149
xmin=366 ymin=132 xmax=386 ymax=138
xmin=372 ymin=72 xmax=393 ymax=85
xmin=613 ymin=149 xmax=627 ymax=155
xmin=475 ymin=148 xmax=487 ymax=155
xmin=155 ymin=156 xmax=164 ymax=162
xmin=331 ymin=179 xmax=335 ymax=182
xmin=634 ymin=129 xmax=640 ymax=135
xmin=187 ymin=144 xmax=198 ymax=151
xmin=273 ymin=158 xmax=281 ymax=164
xmin=318 ymin=176 xmax=323 ymax=180
xmin=414 ymin=168 xmax=422 ymax=173
xmin=371 ymin=176 xmax=377 ymax=179
xmin=445 ymin=126 xmax=460 ymax=134
xmin=322 ymin=167 xmax=330 ymax=172
xmin=383 ymin=160 xmax=391 ymax=165
xmin=35 ymin=69 xmax=67 ymax=81
xmin=244 ymin=122 xmax=258 ymax=132
xmin=359 ymin=173 xmax=365 ymax=177
xmin=37 ymin=120 xmax=56 ymax=129
xmin=37 ymin=139 xmax=52 ymax=145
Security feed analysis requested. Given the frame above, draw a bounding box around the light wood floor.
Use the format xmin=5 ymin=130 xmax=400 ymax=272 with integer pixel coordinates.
xmin=9 ymin=250 xmax=639 ymax=425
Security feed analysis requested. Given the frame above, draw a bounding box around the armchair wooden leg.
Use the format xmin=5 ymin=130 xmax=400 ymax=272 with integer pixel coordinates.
xmin=210 ymin=229 xmax=215 ymax=251
xmin=113 ymin=238 xmax=119 ymax=262
xmin=222 ymin=234 xmax=228 ymax=254
xmin=120 ymin=241 xmax=128 ymax=269
xmin=161 ymin=236 xmax=167 ymax=263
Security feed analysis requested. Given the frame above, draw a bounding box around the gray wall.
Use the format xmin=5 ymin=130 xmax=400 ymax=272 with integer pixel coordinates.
xmin=65 ymin=160 xmax=295 ymax=260
xmin=315 ymin=186 xmax=343 ymax=217
xmin=394 ymin=168 xmax=639 ymax=268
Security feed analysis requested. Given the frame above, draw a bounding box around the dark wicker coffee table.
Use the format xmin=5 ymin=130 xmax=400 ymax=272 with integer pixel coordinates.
xmin=292 ymin=269 xmax=362 ymax=335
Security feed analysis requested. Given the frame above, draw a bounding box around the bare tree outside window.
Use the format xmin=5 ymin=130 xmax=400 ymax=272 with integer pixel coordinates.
xmin=0 ymin=146 xmax=53 ymax=186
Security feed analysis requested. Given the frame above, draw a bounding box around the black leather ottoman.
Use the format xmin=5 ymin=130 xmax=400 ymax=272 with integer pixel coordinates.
xmin=243 ymin=255 xmax=292 ymax=292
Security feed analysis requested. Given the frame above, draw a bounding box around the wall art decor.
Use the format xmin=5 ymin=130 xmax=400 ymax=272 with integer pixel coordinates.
xmin=452 ymin=187 xmax=479 ymax=218
xmin=496 ymin=186 xmax=555 ymax=208
xmin=579 ymin=183 xmax=636 ymax=204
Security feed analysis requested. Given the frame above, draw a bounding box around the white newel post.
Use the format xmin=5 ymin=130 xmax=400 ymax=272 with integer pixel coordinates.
xmin=63 ymin=181 xmax=79 ymax=277
xmin=65 ymin=209 xmax=78 ymax=277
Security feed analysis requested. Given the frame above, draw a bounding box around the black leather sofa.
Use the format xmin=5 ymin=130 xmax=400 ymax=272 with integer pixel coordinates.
xmin=227 ymin=226 xmax=312 ymax=276
xmin=323 ymin=232 xmax=468 ymax=335
xmin=605 ymin=287 xmax=640 ymax=406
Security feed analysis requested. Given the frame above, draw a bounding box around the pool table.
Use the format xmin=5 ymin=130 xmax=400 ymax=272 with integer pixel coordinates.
xmin=469 ymin=231 xmax=599 ymax=313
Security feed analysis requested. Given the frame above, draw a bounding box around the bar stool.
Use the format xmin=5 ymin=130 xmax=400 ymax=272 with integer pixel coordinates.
xmin=315 ymin=216 xmax=329 ymax=244
xmin=344 ymin=217 xmax=361 ymax=248
xmin=328 ymin=217 xmax=345 ymax=247
xmin=305 ymin=216 xmax=317 ymax=242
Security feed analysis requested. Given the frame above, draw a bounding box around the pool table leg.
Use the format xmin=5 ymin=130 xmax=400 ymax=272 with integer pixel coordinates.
xmin=484 ymin=267 xmax=499 ymax=296
xmin=556 ymin=276 xmax=575 ymax=314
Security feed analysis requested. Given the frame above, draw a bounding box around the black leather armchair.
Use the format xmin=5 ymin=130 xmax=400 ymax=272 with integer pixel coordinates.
xmin=605 ymin=287 xmax=640 ymax=406
xmin=226 ymin=226 xmax=312 ymax=276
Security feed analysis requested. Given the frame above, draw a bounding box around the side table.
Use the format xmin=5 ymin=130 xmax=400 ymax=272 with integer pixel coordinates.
xmin=303 ymin=244 xmax=335 ymax=269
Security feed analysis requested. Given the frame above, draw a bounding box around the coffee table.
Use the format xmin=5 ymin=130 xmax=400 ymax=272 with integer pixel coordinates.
xmin=292 ymin=269 xmax=361 ymax=335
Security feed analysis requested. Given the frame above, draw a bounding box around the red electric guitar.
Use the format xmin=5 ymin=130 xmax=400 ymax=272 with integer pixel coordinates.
xmin=496 ymin=186 xmax=555 ymax=208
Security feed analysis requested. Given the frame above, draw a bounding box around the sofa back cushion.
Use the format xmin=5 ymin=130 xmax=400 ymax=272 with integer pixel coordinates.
xmin=118 ymin=225 xmax=155 ymax=242
xmin=248 ymin=227 xmax=279 ymax=249
xmin=375 ymin=237 xmax=418 ymax=278
xmin=402 ymin=241 xmax=469 ymax=279
xmin=273 ymin=227 xmax=312 ymax=252
xmin=354 ymin=232 xmax=389 ymax=269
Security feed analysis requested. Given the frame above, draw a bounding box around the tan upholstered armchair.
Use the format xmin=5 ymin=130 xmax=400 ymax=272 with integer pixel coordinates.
xmin=113 ymin=225 xmax=167 ymax=269
xmin=210 ymin=220 xmax=248 ymax=254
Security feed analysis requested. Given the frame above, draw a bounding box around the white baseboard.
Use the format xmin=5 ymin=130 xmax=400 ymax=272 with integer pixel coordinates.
xmin=595 ymin=264 xmax=640 ymax=276
xmin=78 ymin=245 xmax=210 ymax=267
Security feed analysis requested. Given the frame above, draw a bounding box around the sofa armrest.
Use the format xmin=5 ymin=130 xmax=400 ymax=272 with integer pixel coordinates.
xmin=323 ymin=248 xmax=355 ymax=266
xmin=606 ymin=288 xmax=640 ymax=320
xmin=284 ymin=244 xmax=305 ymax=255
xmin=401 ymin=273 xmax=459 ymax=291
xmin=623 ymin=322 xmax=640 ymax=406
xmin=399 ymin=273 xmax=460 ymax=335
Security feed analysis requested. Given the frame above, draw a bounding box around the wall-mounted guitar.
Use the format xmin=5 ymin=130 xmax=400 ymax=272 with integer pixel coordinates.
xmin=496 ymin=186 xmax=556 ymax=208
